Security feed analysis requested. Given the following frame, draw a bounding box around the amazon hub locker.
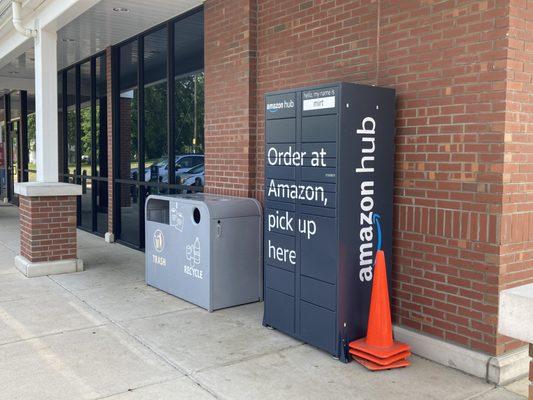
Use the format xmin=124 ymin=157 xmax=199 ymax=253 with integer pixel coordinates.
xmin=263 ymin=82 xmax=395 ymax=361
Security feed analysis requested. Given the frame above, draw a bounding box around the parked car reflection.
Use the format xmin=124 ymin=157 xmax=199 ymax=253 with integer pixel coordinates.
xmin=130 ymin=154 xmax=204 ymax=182
xmin=177 ymin=163 xmax=204 ymax=192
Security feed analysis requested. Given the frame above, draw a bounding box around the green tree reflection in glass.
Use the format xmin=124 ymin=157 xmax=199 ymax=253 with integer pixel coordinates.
xmin=175 ymin=72 xmax=204 ymax=156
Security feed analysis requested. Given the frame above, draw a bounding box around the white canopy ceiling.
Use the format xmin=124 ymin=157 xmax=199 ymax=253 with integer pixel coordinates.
xmin=0 ymin=0 xmax=203 ymax=95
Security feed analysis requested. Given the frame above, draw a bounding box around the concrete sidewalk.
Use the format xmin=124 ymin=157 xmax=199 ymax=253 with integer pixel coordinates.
xmin=0 ymin=205 xmax=527 ymax=400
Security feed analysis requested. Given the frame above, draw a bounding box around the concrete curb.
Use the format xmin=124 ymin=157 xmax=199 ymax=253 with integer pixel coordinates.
xmin=394 ymin=325 xmax=529 ymax=385
xmin=15 ymin=255 xmax=84 ymax=278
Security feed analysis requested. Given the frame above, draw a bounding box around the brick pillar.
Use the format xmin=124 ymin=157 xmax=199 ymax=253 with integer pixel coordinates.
xmin=500 ymin=0 xmax=533 ymax=357
xmin=105 ymin=46 xmax=132 ymax=241
xmin=19 ymin=195 xmax=77 ymax=262
xmin=15 ymin=186 xmax=83 ymax=278
xmin=204 ymin=0 xmax=257 ymax=197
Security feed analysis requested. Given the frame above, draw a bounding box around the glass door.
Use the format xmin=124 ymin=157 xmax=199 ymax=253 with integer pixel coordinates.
xmin=78 ymin=57 xmax=108 ymax=235
xmin=7 ymin=121 xmax=20 ymax=205
xmin=59 ymin=54 xmax=108 ymax=236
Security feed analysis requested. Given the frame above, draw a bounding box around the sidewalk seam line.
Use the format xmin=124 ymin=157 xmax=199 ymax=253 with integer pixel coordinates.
xmin=462 ymin=387 xmax=500 ymax=400
xmin=49 ymin=275 xmax=226 ymax=400
xmin=0 ymin=322 xmax=109 ymax=349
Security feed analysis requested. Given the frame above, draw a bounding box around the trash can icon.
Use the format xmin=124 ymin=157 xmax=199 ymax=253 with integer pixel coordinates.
xmin=145 ymin=193 xmax=263 ymax=311
xmin=153 ymin=229 xmax=164 ymax=252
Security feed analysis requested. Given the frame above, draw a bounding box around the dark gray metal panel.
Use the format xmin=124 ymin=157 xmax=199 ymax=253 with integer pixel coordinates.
xmin=300 ymin=166 xmax=336 ymax=183
xmin=265 ymin=265 xmax=295 ymax=296
xmin=300 ymin=301 xmax=336 ymax=354
xmin=265 ymin=288 xmax=295 ymax=334
xmin=266 ymin=119 xmax=296 ymax=143
xmin=299 ymin=214 xmax=337 ymax=284
xmin=299 ymin=204 xmax=336 ymax=218
xmin=264 ymin=200 xmax=295 ymax=212
xmin=265 ymin=166 xmax=296 ymax=180
xmin=301 ymin=275 xmax=336 ymax=311
xmin=302 ymin=114 xmax=338 ymax=142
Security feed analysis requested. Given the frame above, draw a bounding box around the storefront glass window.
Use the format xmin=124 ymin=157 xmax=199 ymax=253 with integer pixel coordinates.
xmin=58 ymin=72 xmax=64 ymax=179
xmin=27 ymin=112 xmax=35 ymax=182
xmin=95 ymin=54 xmax=108 ymax=235
xmin=80 ymin=61 xmax=92 ymax=231
xmin=119 ymin=39 xmax=141 ymax=246
xmin=66 ymin=68 xmax=77 ymax=177
xmin=174 ymin=12 xmax=204 ymax=189
xmin=119 ymin=39 xmax=139 ymax=182
xmin=143 ymin=27 xmax=168 ymax=183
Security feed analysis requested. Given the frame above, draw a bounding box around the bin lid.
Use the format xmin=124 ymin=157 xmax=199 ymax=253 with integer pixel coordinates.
xmin=149 ymin=193 xmax=262 ymax=219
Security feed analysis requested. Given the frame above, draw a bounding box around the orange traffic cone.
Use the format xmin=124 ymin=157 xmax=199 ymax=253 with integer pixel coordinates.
xmin=349 ymin=250 xmax=411 ymax=370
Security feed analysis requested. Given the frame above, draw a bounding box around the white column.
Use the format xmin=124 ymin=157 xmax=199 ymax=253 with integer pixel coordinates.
xmin=34 ymin=27 xmax=58 ymax=183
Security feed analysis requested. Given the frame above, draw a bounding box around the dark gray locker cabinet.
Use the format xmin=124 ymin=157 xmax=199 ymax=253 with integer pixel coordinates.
xmin=263 ymin=83 xmax=395 ymax=361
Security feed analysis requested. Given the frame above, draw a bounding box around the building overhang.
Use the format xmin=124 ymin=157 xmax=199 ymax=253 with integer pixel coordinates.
xmin=0 ymin=0 xmax=101 ymax=69
xmin=0 ymin=0 xmax=204 ymax=95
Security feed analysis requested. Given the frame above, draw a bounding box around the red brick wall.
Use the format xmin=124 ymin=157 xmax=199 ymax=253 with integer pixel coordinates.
xmin=204 ymin=0 xmax=533 ymax=356
xmin=19 ymin=195 xmax=77 ymax=263
xmin=204 ymin=0 xmax=257 ymax=197
xmin=377 ymin=1 xmax=510 ymax=356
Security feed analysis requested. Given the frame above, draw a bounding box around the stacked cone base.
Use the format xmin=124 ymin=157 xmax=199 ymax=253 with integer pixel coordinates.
xmin=349 ymin=348 xmax=411 ymax=366
xmin=349 ymin=338 xmax=410 ymax=359
xmin=349 ymin=338 xmax=411 ymax=371
xmin=352 ymin=355 xmax=410 ymax=371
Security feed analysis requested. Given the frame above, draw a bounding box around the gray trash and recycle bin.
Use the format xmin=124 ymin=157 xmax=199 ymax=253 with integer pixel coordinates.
xmin=145 ymin=193 xmax=263 ymax=312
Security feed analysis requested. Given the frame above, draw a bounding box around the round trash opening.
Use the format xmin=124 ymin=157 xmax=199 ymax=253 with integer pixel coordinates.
xmin=193 ymin=207 xmax=201 ymax=224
